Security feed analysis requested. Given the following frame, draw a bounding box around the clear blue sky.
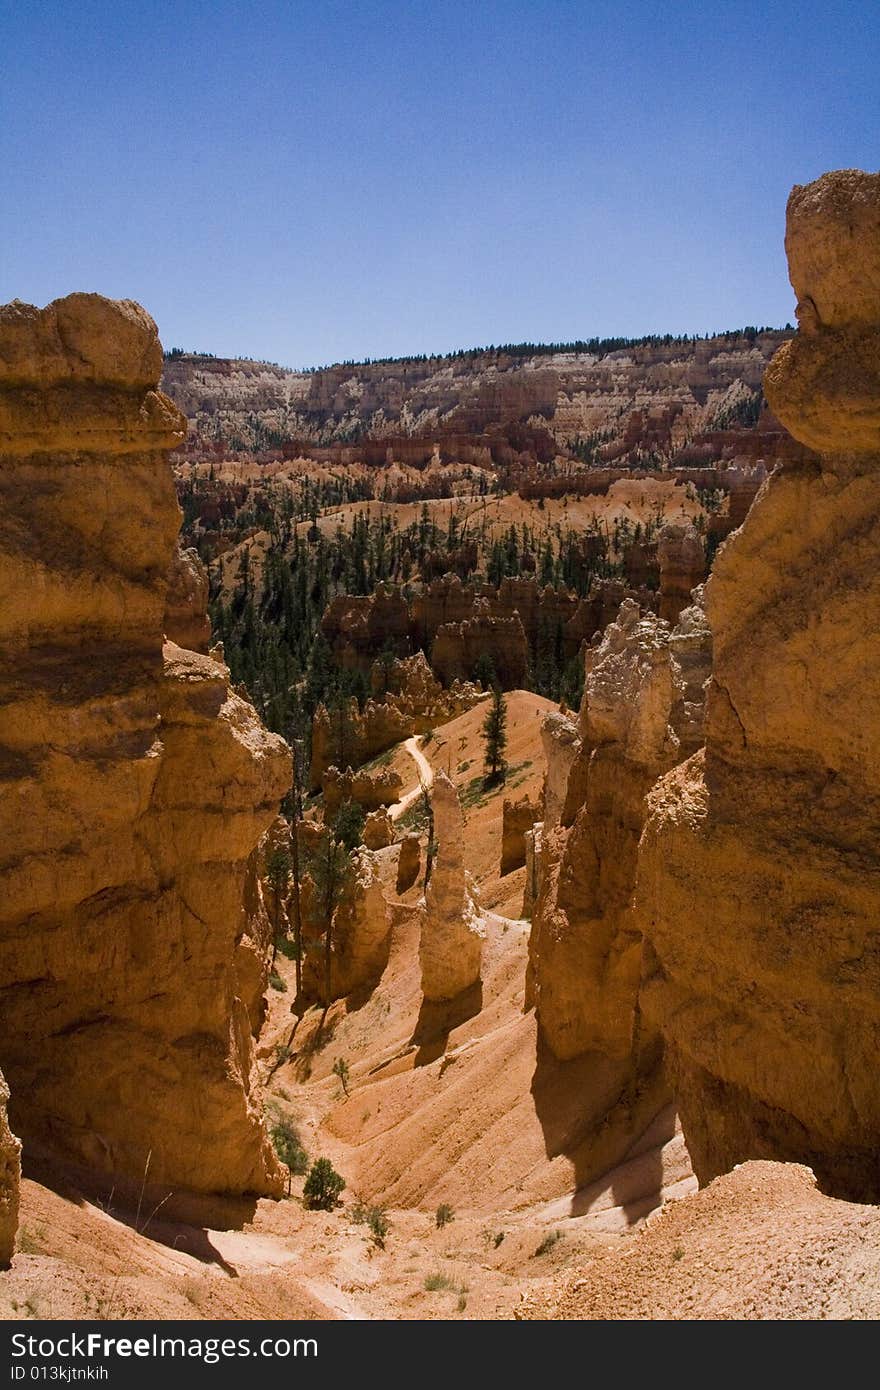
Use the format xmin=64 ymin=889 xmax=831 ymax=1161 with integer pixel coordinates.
xmin=2 ymin=0 xmax=878 ymax=367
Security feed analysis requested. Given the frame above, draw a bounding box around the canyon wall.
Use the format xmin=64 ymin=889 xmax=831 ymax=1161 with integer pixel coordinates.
xmin=637 ymin=169 xmax=880 ymax=1200
xmin=0 ymin=295 xmax=289 ymax=1199
xmin=162 ymin=331 xmax=792 ymax=465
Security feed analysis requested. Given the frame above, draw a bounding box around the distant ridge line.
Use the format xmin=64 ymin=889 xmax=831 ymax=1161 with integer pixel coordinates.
xmin=162 ymin=325 xmax=794 ymax=376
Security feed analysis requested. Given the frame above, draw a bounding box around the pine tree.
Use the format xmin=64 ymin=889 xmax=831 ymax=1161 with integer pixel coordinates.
xmin=481 ymin=685 xmax=508 ymax=786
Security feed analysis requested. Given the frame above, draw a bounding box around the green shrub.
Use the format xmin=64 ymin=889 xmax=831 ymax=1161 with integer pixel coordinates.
xmin=269 ymin=970 xmax=287 ymax=992
xmin=435 ymin=1203 xmax=454 ymax=1229
xmin=350 ymin=1196 xmax=390 ymax=1248
xmin=424 ymin=1272 xmax=456 ymax=1292
xmin=268 ymin=1114 xmax=308 ymax=1193
xmin=303 ymin=1157 xmax=346 ymax=1210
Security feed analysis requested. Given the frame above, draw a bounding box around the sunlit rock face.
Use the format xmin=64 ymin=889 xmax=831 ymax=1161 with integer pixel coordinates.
xmin=638 ymin=170 xmax=880 ymax=1200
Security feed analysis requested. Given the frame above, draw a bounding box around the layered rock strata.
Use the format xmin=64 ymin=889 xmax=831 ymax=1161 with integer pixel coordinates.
xmin=0 ymin=294 xmax=289 ymax=1198
xmin=419 ymin=773 xmax=483 ymax=1001
xmin=637 ymin=169 xmax=880 ymax=1200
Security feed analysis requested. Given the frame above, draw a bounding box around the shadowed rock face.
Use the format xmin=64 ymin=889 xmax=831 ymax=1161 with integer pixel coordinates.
xmin=420 ymin=772 xmax=483 ymax=1002
xmin=0 ymin=1070 xmax=19 ymax=1267
xmin=638 ymin=170 xmax=880 ymax=1200
xmin=0 ymin=294 xmax=290 ymax=1199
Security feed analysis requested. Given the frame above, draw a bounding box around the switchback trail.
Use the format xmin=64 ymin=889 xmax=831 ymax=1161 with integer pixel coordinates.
xmin=389 ymin=736 xmax=434 ymax=821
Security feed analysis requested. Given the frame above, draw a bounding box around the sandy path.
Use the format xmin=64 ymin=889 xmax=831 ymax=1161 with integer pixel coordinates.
xmin=389 ymin=736 xmax=434 ymax=821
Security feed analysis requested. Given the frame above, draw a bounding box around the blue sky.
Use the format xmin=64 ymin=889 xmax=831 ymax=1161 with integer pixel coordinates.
xmin=2 ymin=0 xmax=878 ymax=366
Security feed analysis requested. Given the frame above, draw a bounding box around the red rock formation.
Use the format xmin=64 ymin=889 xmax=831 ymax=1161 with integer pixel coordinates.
xmin=299 ymin=838 xmax=390 ymax=1005
xmin=162 ymin=330 xmax=794 ymax=467
xmin=0 ymin=295 xmax=289 ymax=1200
xmin=530 ymin=599 xmax=710 ymax=1065
xmin=321 ymin=585 xmax=411 ymax=672
xmin=637 ymin=170 xmax=880 ymax=1201
xmin=309 ymin=655 xmax=482 ymax=790
xmin=363 ymin=808 xmax=394 ymax=850
xmin=432 ymin=607 xmax=529 ymax=689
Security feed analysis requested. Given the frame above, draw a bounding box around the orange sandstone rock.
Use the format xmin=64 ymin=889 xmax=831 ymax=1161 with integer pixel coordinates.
xmin=638 ymin=170 xmax=880 ymax=1200
xmin=0 ymin=295 xmax=289 ymax=1200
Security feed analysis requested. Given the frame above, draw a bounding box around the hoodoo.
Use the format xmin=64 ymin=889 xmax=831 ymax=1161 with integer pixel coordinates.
xmin=420 ymin=772 xmax=484 ymax=1002
xmin=0 ymin=295 xmax=290 ymax=1199
xmin=637 ymin=169 xmax=880 ymax=1200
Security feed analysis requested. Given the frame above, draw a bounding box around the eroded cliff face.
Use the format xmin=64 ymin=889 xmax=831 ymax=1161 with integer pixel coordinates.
xmin=0 ymin=294 xmax=289 ymax=1199
xmin=162 ymin=331 xmax=792 ymax=464
xmin=637 ymin=169 xmax=880 ymax=1201
xmin=529 ymin=599 xmax=711 ymax=1065
xmin=0 ymin=1071 xmax=20 ymax=1267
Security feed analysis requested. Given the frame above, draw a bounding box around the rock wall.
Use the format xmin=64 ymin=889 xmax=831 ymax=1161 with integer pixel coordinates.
xmin=162 ymin=330 xmax=793 ymax=464
xmin=529 ymin=599 xmax=710 ymax=1065
xmin=0 ymin=295 xmax=289 ymax=1199
xmin=0 ymin=1070 xmax=20 ymax=1267
xmin=432 ymin=608 xmax=529 ymax=689
xmin=637 ymin=169 xmax=880 ymax=1201
xmin=420 ymin=773 xmax=483 ymax=1002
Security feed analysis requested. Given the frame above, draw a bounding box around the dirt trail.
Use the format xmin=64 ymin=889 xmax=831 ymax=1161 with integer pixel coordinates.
xmin=389 ymin=736 xmax=434 ymax=821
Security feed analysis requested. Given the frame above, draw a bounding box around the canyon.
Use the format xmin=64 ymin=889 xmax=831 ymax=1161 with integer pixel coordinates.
xmin=1 ymin=167 xmax=879 ymax=1321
